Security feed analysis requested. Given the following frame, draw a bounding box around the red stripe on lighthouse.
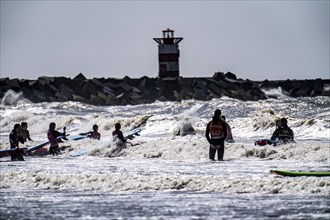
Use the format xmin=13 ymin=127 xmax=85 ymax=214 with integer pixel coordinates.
xmin=159 ymin=54 xmax=179 ymax=62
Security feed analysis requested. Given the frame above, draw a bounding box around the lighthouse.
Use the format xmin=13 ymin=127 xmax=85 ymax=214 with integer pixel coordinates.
xmin=153 ymin=28 xmax=183 ymax=78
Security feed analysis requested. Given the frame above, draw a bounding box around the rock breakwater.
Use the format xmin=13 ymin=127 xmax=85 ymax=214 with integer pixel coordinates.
xmin=1 ymin=72 xmax=329 ymax=105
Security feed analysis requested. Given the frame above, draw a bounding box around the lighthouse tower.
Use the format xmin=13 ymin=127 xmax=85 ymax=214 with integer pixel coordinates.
xmin=153 ymin=28 xmax=183 ymax=78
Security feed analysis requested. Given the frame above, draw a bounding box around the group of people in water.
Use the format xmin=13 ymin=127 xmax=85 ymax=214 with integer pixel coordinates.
xmin=205 ymin=109 xmax=294 ymax=161
xmin=8 ymin=109 xmax=294 ymax=162
xmin=8 ymin=121 xmax=126 ymax=161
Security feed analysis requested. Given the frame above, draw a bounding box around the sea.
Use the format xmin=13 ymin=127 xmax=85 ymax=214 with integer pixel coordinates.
xmin=0 ymin=88 xmax=329 ymax=219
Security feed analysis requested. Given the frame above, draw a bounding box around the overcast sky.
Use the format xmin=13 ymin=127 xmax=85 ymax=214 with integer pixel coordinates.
xmin=1 ymin=0 xmax=329 ymax=80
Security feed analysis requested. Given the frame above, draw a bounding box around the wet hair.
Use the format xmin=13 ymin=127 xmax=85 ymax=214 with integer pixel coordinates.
xmin=214 ymin=109 xmax=221 ymax=118
xmin=93 ymin=124 xmax=98 ymax=131
xmin=115 ymin=123 xmax=121 ymax=130
xmin=212 ymin=109 xmax=222 ymax=123
xmin=13 ymin=123 xmax=21 ymax=130
xmin=49 ymin=122 xmax=56 ymax=130
xmin=21 ymin=122 xmax=28 ymax=127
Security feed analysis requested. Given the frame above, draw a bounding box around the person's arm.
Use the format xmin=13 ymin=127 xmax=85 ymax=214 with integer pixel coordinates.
xmin=27 ymin=130 xmax=33 ymax=141
xmin=9 ymin=133 xmax=17 ymax=148
xmin=118 ymin=131 xmax=125 ymax=142
xmin=205 ymin=122 xmax=211 ymax=143
xmin=289 ymin=128 xmax=294 ymax=141
xmin=271 ymin=128 xmax=279 ymax=140
xmin=18 ymin=134 xmax=24 ymax=145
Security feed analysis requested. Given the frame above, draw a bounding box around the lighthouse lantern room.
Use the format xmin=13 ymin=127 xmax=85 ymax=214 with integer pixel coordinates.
xmin=153 ymin=28 xmax=183 ymax=78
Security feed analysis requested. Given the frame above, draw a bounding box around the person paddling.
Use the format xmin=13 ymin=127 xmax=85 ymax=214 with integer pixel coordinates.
xmin=205 ymin=109 xmax=227 ymax=161
xmin=9 ymin=124 xmax=25 ymax=161
xmin=47 ymin=122 xmax=66 ymax=155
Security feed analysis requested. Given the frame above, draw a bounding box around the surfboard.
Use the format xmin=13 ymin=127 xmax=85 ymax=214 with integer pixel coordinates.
xmin=123 ymin=128 xmax=141 ymax=141
xmin=0 ymin=148 xmax=28 ymax=158
xmin=270 ymin=169 xmax=330 ymax=177
xmin=26 ymin=135 xmax=66 ymax=153
xmin=67 ymin=135 xmax=88 ymax=141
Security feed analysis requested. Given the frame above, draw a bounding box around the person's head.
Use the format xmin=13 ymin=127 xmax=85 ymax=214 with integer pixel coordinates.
xmin=281 ymin=118 xmax=288 ymax=125
xmin=212 ymin=109 xmax=221 ymax=122
xmin=115 ymin=123 xmax=121 ymax=130
xmin=214 ymin=109 xmax=221 ymax=118
xmin=93 ymin=124 xmax=98 ymax=132
xmin=49 ymin=122 xmax=56 ymax=130
xmin=221 ymin=116 xmax=226 ymax=121
xmin=21 ymin=122 xmax=28 ymax=130
xmin=13 ymin=123 xmax=21 ymax=132
xmin=275 ymin=118 xmax=281 ymax=127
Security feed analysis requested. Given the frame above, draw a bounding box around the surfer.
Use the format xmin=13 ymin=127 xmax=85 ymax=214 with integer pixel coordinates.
xmin=20 ymin=122 xmax=33 ymax=143
xmin=81 ymin=124 xmax=101 ymax=140
xmin=47 ymin=122 xmax=66 ymax=155
xmin=270 ymin=118 xmax=294 ymax=144
xmin=9 ymin=124 xmax=25 ymax=161
xmin=221 ymin=116 xmax=234 ymax=143
xmin=205 ymin=109 xmax=227 ymax=161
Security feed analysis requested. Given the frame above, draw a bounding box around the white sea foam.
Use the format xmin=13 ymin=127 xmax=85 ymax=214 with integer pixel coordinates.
xmin=0 ymin=92 xmax=329 ymax=197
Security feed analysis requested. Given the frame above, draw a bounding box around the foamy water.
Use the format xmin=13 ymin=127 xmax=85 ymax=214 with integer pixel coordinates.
xmin=0 ymin=90 xmax=329 ymax=219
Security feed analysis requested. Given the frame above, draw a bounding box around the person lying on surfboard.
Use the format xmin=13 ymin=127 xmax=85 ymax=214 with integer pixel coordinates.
xmin=80 ymin=124 xmax=101 ymax=140
xmin=20 ymin=122 xmax=33 ymax=143
xmin=9 ymin=124 xmax=25 ymax=161
xmin=270 ymin=118 xmax=294 ymax=144
xmin=47 ymin=122 xmax=67 ymax=155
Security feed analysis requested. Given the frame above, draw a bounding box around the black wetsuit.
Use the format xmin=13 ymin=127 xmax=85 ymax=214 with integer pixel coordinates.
xmin=9 ymin=131 xmax=24 ymax=161
xmin=271 ymin=124 xmax=294 ymax=143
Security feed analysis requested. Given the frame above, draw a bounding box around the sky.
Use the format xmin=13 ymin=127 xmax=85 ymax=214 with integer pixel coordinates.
xmin=0 ymin=0 xmax=329 ymax=80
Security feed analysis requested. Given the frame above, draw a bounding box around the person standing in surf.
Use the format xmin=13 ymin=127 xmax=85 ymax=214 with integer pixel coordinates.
xmin=47 ymin=122 xmax=66 ymax=155
xmin=205 ymin=109 xmax=227 ymax=161
xmin=270 ymin=118 xmax=294 ymax=144
xmin=9 ymin=124 xmax=25 ymax=161
xmin=112 ymin=123 xmax=126 ymax=148
xmin=20 ymin=122 xmax=33 ymax=143
xmin=221 ymin=116 xmax=234 ymax=143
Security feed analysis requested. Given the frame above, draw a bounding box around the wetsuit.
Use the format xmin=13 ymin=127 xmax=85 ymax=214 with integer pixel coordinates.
xmin=87 ymin=131 xmax=101 ymax=140
xmin=205 ymin=119 xmax=227 ymax=160
xmin=9 ymin=131 xmax=24 ymax=161
xmin=112 ymin=129 xmax=125 ymax=147
xmin=21 ymin=129 xmax=32 ymax=143
xmin=271 ymin=124 xmax=294 ymax=144
xmin=47 ymin=129 xmax=64 ymax=155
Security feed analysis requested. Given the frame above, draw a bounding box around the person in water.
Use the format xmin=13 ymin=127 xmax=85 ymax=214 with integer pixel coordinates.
xmin=271 ymin=117 xmax=294 ymax=144
xmin=81 ymin=124 xmax=101 ymax=140
xmin=205 ymin=109 xmax=227 ymax=161
xmin=47 ymin=122 xmax=66 ymax=155
xmin=221 ymin=116 xmax=234 ymax=143
xmin=20 ymin=122 xmax=33 ymax=143
xmin=112 ymin=123 xmax=126 ymax=147
xmin=9 ymin=124 xmax=25 ymax=161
